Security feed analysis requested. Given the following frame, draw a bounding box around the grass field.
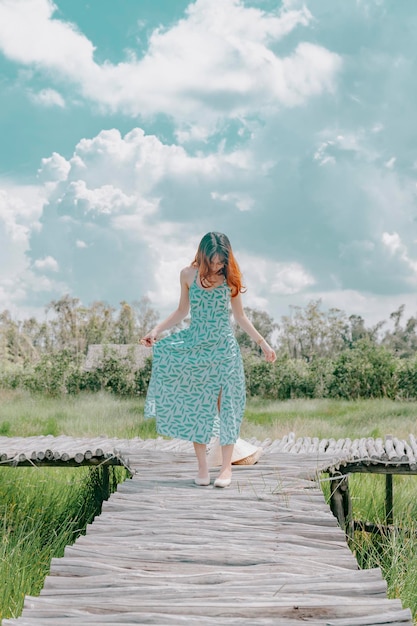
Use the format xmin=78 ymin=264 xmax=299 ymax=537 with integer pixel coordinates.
xmin=1 ymin=390 xmax=417 ymax=622
xmin=1 ymin=389 xmax=416 ymax=441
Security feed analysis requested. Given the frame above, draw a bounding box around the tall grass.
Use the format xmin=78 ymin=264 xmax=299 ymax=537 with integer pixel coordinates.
xmin=321 ymin=473 xmax=417 ymax=620
xmin=0 ymin=464 xmax=128 ymax=621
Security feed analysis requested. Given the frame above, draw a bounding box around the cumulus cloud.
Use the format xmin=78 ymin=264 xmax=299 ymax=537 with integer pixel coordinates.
xmin=0 ymin=0 xmax=95 ymax=72
xmin=270 ymin=262 xmax=316 ymax=295
xmin=13 ymin=111 xmax=417 ymax=320
xmin=0 ymin=183 xmax=64 ymax=311
xmin=26 ymin=127 xmax=260 ymax=306
xmin=234 ymin=252 xmax=316 ymax=315
xmin=0 ymin=0 xmax=341 ymax=128
xmin=0 ymin=184 xmax=43 ymax=258
xmin=38 ymin=152 xmax=71 ymax=182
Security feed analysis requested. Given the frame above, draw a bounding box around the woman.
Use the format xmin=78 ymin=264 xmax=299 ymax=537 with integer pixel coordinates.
xmin=141 ymin=232 xmax=276 ymax=487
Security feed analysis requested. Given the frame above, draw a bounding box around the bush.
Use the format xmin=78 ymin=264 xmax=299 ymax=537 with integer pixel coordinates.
xmin=243 ymin=354 xmax=317 ymax=400
xmin=328 ymin=340 xmax=398 ymax=399
xmin=0 ymin=364 xmax=24 ymax=390
xmin=307 ymin=356 xmax=334 ymax=398
xmin=396 ymin=357 xmax=417 ymax=400
xmin=22 ymin=350 xmax=80 ymax=397
xmin=2 ymin=341 xmax=415 ymax=401
xmin=0 ymin=348 xmax=153 ymax=398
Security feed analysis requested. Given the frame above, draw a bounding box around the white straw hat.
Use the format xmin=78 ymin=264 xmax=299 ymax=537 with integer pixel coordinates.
xmin=207 ymin=437 xmax=263 ymax=468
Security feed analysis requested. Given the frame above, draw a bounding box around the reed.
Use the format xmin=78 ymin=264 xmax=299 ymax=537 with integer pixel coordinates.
xmin=321 ymin=473 xmax=417 ymax=620
xmin=0 ymin=464 xmax=128 ymax=621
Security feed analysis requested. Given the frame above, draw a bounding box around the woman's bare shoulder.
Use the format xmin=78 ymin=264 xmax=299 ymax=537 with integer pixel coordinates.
xmin=180 ymin=264 xmax=197 ymax=286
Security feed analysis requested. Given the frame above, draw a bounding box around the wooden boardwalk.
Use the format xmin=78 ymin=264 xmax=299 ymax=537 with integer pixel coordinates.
xmin=1 ymin=438 xmax=414 ymax=626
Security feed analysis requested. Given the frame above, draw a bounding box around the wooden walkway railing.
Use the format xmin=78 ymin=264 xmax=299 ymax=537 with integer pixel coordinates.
xmin=0 ymin=436 xmax=414 ymax=625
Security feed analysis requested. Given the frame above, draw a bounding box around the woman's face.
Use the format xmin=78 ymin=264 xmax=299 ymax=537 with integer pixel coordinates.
xmin=210 ymin=254 xmax=225 ymax=274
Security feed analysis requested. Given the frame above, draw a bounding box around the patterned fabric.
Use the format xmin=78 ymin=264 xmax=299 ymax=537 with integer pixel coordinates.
xmin=144 ymin=272 xmax=246 ymax=445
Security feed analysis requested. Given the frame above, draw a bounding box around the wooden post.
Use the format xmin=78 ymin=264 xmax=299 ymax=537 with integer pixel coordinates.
xmin=102 ymin=465 xmax=110 ymax=500
xmin=385 ymin=473 xmax=393 ymax=526
xmin=329 ymin=472 xmax=353 ymax=540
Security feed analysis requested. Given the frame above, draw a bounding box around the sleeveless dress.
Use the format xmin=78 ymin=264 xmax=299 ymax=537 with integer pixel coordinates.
xmin=144 ymin=271 xmax=246 ymax=446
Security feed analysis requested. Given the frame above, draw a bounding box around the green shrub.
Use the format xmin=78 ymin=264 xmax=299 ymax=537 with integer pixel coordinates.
xmin=23 ymin=350 xmax=80 ymax=397
xmin=133 ymin=356 xmax=153 ymax=396
xmin=3 ymin=340 xmax=416 ymax=401
xmin=0 ymin=365 xmax=25 ymax=390
xmin=307 ymin=356 xmax=334 ymax=398
xmin=328 ymin=340 xmax=398 ymax=399
xmin=243 ymin=354 xmax=317 ymax=400
xmin=396 ymin=357 xmax=417 ymax=399
xmin=272 ymin=356 xmax=316 ymax=399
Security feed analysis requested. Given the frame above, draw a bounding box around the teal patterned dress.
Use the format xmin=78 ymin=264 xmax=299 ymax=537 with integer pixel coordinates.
xmin=144 ymin=272 xmax=246 ymax=445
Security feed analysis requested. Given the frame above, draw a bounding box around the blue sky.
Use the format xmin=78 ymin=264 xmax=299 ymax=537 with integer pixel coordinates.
xmin=0 ymin=0 xmax=416 ymax=329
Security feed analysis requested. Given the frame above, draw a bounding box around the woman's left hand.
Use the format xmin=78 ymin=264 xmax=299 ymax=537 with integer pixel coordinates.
xmin=261 ymin=342 xmax=276 ymax=363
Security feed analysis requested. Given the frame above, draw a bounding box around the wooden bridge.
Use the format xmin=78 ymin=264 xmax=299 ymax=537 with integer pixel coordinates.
xmin=1 ymin=435 xmax=415 ymax=626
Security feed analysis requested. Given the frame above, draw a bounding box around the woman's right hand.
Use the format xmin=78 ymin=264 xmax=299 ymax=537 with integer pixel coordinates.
xmin=140 ymin=330 xmax=158 ymax=347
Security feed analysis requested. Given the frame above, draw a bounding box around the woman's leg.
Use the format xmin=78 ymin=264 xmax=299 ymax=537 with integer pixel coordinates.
xmin=217 ymin=443 xmax=234 ymax=480
xmin=193 ymin=442 xmax=209 ymax=479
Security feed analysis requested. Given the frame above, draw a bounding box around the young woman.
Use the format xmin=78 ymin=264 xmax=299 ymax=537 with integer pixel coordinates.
xmin=141 ymin=232 xmax=276 ymax=488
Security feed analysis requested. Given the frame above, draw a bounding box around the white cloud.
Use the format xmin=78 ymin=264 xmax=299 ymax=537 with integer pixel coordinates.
xmin=382 ymin=231 xmax=402 ymax=255
xmin=314 ymin=128 xmax=380 ymax=164
xmin=22 ymin=127 xmax=258 ymax=307
xmin=0 ymin=184 xmax=43 ymax=254
xmin=382 ymin=231 xmax=417 ymax=279
xmin=69 ymin=181 xmax=137 ymax=216
xmin=385 ymin=156 xmax=396 ymax=169
xmin=146 ymin=234 xmax=199 ymax=311
xmin=235 ymin=252 xmax=316 ymax=312
xmin=270 ymin=262 xmax=316 ymax=295
xmin=34 ymin=255 xmax=59 ymax=272
xmin=0 ymin=0 xmax=341 ymax=128
xmin=211 ymin=191 xmax=254 ymax=212
xmin=0 ymin=0 xmax=95 ymax=72
xmin=29 ymin=87 xmax=65 ymax=108
xmin=0 ymin=183 xmax=67 ymax=311
xmin=38 ymin=152 xmax=71 ymax=182
xmin=314 ymin=141 xmax=336 ymax=166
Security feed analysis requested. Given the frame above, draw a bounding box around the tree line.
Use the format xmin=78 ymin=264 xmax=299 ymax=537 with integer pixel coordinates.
xmin=1 ymin=296 xmax=416 ymax=399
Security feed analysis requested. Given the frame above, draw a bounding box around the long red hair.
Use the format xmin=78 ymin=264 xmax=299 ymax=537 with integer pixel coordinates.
xmin=192 ymin=232 xmax=245 ymax=297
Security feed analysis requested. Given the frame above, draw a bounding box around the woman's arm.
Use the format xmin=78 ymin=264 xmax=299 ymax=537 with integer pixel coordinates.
xmin=140 ymin=268 xmax=191 ymax=347
xmin=231 ymin=293 xmax=276 ymax=363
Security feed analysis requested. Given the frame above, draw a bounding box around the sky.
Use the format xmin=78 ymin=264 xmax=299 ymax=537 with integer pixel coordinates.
xmin=0 ymin=0 xmax=416 ymax=329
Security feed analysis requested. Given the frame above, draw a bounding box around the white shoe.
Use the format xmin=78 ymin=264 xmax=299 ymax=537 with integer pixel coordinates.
xmin=194 ymin=476 xmax=210 ymax=486
xmin=213 ymin=477 xmax=231 ymax=488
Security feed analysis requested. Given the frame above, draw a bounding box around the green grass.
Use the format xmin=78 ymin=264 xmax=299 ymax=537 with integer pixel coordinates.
xmin=0 ymin=390 xmax=154 ymax=439
xmin=2 ymin=390 xmax=416 ymax=441
xmin=322 ymin=473 xmax=417 ymax=620
xmin=242 ymin=397 xmax=417 ymax=441
xmin=0 ymin=464 xmax=128 ymax=621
